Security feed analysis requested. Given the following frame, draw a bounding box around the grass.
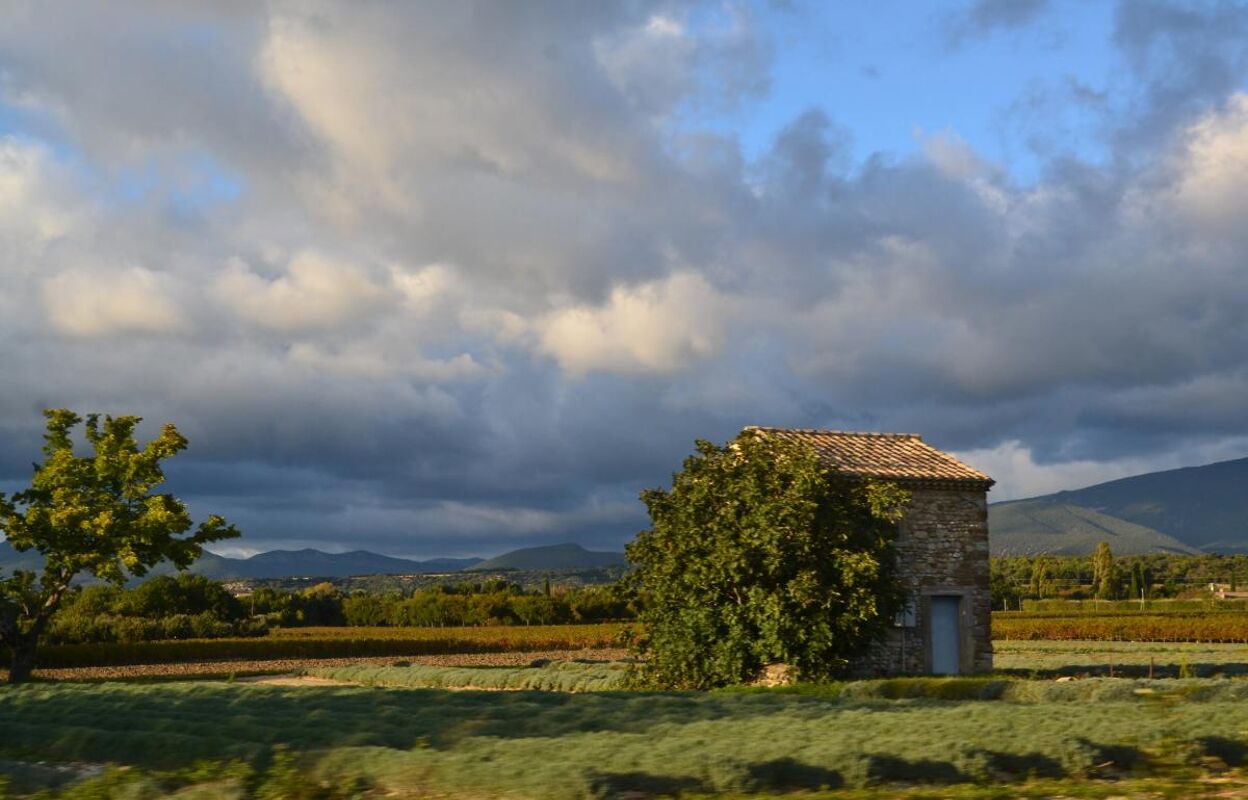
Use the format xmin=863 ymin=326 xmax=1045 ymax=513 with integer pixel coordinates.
xmin=303 ymin=659 xmax=629 ymax=692
xmin=5 ymin=678 xmax=1248 ymax=797
xmin=995 ymin=639 xmax=1248 ymax=677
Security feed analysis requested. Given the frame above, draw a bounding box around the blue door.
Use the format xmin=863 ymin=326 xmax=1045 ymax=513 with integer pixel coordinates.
xmin=930 ymin=596 xmax=961 ymax=675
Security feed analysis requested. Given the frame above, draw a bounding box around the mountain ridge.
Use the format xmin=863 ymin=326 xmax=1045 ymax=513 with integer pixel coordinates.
xmin=467 ymin=543 xmax=628 ymax=572
xmin=0 ymin=540 xmax=627 ymax=580
xmin=989 ymin=455 xmax=1248 ymax=555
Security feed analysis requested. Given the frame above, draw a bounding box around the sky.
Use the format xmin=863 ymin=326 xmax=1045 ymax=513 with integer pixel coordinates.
xmin=2 ymin=0 xmax=1248 ymax=558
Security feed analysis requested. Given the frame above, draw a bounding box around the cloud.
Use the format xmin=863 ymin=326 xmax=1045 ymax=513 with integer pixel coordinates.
xmin=1167 ymin=93 xmax=1248 ymax=236
xmin=538 ymin=272 xmax=730 ymax=375
xmin=43 ymin=267 xmax=186 ymax=337
xmin=0 ymin=138 xmax=74 ymax=246
xmin=214 ymin=252 xmax=390 ymax=333
xmin=2 ymin=2 xmax=1248 ymax=556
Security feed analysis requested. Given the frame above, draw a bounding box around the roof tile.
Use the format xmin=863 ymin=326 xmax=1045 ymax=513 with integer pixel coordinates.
xmin=746 ymin=427 xmax=993 ymax=488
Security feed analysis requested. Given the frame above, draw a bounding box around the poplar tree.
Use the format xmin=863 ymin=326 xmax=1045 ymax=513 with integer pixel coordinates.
xmin=1092 ymin=541 xmax=1117 ymax=600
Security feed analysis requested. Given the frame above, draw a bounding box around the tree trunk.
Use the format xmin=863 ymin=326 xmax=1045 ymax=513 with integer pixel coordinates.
xmin=7 ymin=634 xmax=36 ymax=684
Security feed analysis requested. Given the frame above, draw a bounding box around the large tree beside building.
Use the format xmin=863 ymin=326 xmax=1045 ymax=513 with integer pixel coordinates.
xmin=626 ymin=433 xmax=909 ymax=689
xmin=0 ymin=410 xmax=238 ymax=683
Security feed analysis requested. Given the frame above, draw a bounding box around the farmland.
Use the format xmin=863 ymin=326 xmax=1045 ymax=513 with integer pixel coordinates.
xmin=7 ymin=601 xmax=1248 ymax=796
xmin=6 ymin=676 xmax=1248 ymax=797
xmin=993 ymin=609 xmax=1248 ymax=642
xmin=30 ymin=623 xmax=629 ymax=669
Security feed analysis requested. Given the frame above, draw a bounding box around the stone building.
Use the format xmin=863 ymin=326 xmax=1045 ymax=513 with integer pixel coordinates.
xmin=747 ymin=427 xmax=995 ymax=675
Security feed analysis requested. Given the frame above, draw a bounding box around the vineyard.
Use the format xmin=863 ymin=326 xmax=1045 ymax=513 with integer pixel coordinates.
xmin=991 ymin=611 xmax=1248 ymax=642
xmin=28 ymin=610 xmax=1248 ymax=672
xmin=32 ymin=623 xmax=629 ymax=669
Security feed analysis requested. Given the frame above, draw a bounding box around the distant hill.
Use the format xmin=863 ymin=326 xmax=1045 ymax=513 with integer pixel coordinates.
xmin=191 ymin=549 xmax=483 ymax=579
xmin=468 ymin=543 xmax=627 ymax=572
xmin=1 ymin=540 xmax=632 ymax=579
xmin=1042 ymin=457 xmax=1248 ymax=552
xmin=989 ymin=500 xmax=1200 ymax=556
xmin=990 ymin=455 xmax=1248 ymax=555
xmin=0 ymin=542 xmax=483 ymax=580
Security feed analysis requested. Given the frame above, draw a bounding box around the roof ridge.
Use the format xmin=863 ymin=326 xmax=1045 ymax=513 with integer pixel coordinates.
xmin=746 ymin=426 xmax=923 ymax=440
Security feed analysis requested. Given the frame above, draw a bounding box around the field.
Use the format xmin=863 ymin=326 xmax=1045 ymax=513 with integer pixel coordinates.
xmin=31 ymin=623 xmax=629 ymax=668
xmin=8 ymin=612 xmax=1248 ymax=797
xmin=995 ymin=639 xmax=1248 ymax=676
xmin=6 ymin=676 xmax=1248 ymax=798
xmin=993 ymin=610 xmax=1248 ymax=642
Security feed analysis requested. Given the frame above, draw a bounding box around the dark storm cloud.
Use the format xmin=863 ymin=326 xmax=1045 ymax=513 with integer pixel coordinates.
xmin=2 ymin=0 xmax=1248 ymax=555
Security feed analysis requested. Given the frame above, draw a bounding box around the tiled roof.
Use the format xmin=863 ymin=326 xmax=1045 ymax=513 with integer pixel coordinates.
xmin=745 ymin=427 xmax=994 ymax=488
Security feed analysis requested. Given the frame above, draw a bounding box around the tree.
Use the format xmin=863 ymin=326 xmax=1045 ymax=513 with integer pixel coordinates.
xmin=1028 ymin=557 xmax=1053 ymax=599
xmin=1091 ymin=541 xmax=1118 ymax=600
xmin=0 ymin=409 xmax=237 ymax=683
xmin=625 ymin=433 xmax=909 ymax=689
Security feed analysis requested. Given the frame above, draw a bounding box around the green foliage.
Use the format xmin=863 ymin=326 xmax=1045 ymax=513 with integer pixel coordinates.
xmin=1091 ymin=542 xmax=1121 ymax=600
xmin=41 ymin=575 xmax=264 ymax=646
xmin=993 ymin=552 xmax=1248 ymax=608
xmin=627 ymin=433 xmax=909 ymax=688
xmin=0 ymin=410 xmax=238 ymax=682
xmin=247 ymin=580 xmax=634 ymax=630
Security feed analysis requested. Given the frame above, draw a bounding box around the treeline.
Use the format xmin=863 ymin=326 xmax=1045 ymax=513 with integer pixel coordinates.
xmin=46 ymin=574 xmax=639 ymax=644
xmin=991 ymin=550 xmax=1248 ymax=609
xmin=46 ymin=574 xmax=267 ymax=644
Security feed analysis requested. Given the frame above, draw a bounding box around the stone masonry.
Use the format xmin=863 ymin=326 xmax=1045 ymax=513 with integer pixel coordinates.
xmin=853 ymin=487 xmax=993 ymax=675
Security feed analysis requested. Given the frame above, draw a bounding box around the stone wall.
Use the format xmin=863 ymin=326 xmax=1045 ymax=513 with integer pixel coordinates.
xmin=849 ymin=486 xmax=992 ymax=676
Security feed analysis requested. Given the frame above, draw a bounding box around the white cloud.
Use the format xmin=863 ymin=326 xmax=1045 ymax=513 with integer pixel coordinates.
xmin=538 ymin=272 xmax=729 ymax=375
xmin=0 ymin=138 xmax=74 ymax=247
xmin=390 ymin=263 xmax=456 ymax=313
xmin=288 ymin=341 xmax=485 ymax=381
xmin=43 ymin=266 xmax=186 ymax=337
xmin=214 ymin=251 xmax=389 ymax=332
xmin=1168 ymin=93 xmax=1248 ymax=235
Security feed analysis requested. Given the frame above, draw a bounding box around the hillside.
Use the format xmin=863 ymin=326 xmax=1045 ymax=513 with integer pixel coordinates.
xmin=1042 ymin=457 xmax=1248 ymax=552
xmin=0 ymin=543 xmax=482 ymax=581
xmin=195 ymin=549 xmax=482 ymax=579
xmin=988 ymin=500 xmax=1201 ymax=556
xmin=991 ymin=455 xmax=1248 ymax=554
xmin=0 ymin=540 xmax=632 ymax=579
xmin=467 ymin=543 xmax=628 ymax=572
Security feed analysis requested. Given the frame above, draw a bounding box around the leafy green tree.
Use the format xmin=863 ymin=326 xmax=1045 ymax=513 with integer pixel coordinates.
xmin=0 ymin=409 xmax=237 ymax=683
xmin=626 ymin=433 xmax=909 ymax=689
xmin=1092 ymin=541 xmax=1118 ymax=599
